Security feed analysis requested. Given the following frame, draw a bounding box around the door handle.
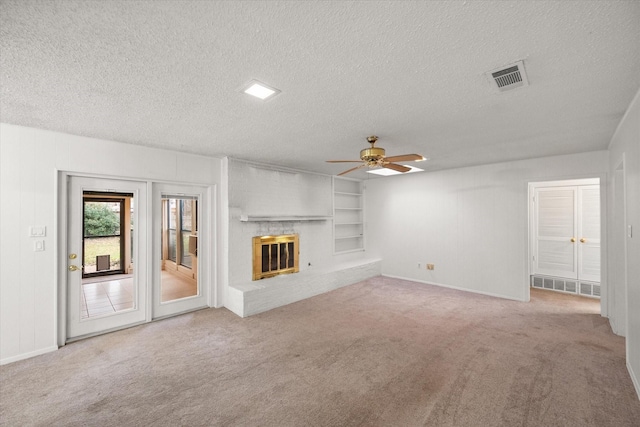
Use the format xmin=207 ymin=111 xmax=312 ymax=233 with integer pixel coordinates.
xmin=68 ymin=265 xmax=80 ymax=272
xmin=580 ymin=238 xmax=586 ymax=243
xmin=570 ymin=237 xmax=576 ymax=243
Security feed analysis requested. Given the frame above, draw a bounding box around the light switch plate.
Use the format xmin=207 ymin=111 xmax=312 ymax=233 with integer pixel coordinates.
xmin=29 ymin=226 xmax=46 ymax=237
xmin=34 ymin=240 xmax=45 ymax=252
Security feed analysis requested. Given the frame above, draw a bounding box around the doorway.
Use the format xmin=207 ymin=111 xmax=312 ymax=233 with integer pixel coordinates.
xmin=529 ymin=178 xmax=601 ymax=301
xmin=63 ymin=175 xmax=213 ymax=342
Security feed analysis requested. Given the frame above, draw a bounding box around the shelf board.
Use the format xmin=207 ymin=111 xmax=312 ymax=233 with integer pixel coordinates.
xmin=334 ymin=191 xmax=362 ymax=196
xmin=334 ymin=207 xmax=362 ymax=211
xmin=240 ymin=215 xmax=332 ymax=222
xmin=334 ymin=222 xmax=363 ymax=226
xmin=335 ymin=235 xmax=363 ymax=240
xmin=333 ymin=248 xmax=365 ymax=255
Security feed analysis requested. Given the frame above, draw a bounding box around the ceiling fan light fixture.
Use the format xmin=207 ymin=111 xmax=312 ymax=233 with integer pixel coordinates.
xmin=241 ymin=80 xmax=281 ymax=100
xmin=327 ymin=135 xmax=426 ymax=176
xmin=367 ymin=165 xmax=424 ymax=176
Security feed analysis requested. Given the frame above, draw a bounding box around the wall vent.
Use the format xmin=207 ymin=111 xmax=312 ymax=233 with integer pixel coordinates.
xmin=530 ymin=275 xmax=599 ymax=299
xmin=487 ymin=60 xmax=529 ymax=92
xmin=579 ymin=282 xmax=601 ymax=298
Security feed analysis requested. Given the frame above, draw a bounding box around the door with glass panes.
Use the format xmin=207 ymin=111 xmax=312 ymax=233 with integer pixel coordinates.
xmin=153 ymin=183 xmax=209 ymax=318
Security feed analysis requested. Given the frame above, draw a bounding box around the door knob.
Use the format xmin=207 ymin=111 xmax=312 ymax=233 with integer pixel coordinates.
xmin=68 ymin=265 xmax=80 ymax=272
xmin=570 ymin=237 xmax=576 ymax=243
xmin=580 ymin=238 xmax=586 ymax=243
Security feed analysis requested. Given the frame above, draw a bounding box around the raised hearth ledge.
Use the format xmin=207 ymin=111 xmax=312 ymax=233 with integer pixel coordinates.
xmin=226 ymin=258 xmax=381 ymax=317
xmin=239 ymin=214 xmax=332 ymax=222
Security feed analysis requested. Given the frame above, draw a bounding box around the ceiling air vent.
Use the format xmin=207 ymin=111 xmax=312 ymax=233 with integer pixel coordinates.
xmin=487 ymin=60 xmax=528 ymax=92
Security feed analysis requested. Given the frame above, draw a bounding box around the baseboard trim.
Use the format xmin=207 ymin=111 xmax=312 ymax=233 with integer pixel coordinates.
xmin=629 ymin=361 xmax=640 ymax=401
xmin=381 ymin=274 xmax=525 ymax=302
xmin=0 ymin=345 xmax=58 ymax=366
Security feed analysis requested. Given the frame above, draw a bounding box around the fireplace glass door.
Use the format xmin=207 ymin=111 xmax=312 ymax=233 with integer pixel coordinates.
xmin=253 ymin=234 xmax=299 ymax=280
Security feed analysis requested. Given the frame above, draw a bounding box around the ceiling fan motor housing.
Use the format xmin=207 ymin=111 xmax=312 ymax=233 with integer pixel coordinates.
xmin=360 ymin=146 xmax=385 ymax=163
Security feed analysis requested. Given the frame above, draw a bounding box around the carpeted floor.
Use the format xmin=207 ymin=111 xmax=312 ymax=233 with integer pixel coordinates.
xmin=1 ymin=276 xmax=639 ymax=426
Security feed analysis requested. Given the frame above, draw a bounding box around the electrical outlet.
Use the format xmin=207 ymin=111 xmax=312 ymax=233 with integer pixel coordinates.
xmin=426 ymin=264 xmax=435 ymax=270
xmin=417 ymin=262 xmax=421 ymax=269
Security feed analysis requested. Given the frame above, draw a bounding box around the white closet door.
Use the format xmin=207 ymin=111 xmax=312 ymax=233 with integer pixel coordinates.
xmin=533 ymin=187 xmax=578 ymax=279
xmin=578 ymin=185 xmax=600 ymax=282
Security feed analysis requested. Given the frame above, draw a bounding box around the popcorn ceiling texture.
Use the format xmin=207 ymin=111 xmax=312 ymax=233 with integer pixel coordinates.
xmin=1 ymin=1 xmax=639 ymax=176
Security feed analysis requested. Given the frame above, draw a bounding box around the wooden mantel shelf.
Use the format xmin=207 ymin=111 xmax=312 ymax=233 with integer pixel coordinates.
xmin=239 ymin=214 xmax=332 ymax=222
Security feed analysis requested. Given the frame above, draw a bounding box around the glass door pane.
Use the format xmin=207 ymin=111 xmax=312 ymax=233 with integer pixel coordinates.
xmin=161 ymin=196 xmax=198 ymax=303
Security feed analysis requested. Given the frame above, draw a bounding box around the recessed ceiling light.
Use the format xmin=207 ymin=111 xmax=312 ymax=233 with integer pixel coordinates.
xmin=367 ymin=165 xmax=425 ymax=176
xmin=241 ymin=80 xmax=281 ymax=100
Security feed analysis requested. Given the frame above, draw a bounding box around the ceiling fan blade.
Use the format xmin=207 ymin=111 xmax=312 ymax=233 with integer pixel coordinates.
xmin=326 ymin=160 xmax=364 ymax=163
xmin=383 ymin=154 xmax=424 ymax=163
xmin=338 ymin=164 xmax=367 ymax=176
xmin=382 ymin=163 xmax=411 ymax=173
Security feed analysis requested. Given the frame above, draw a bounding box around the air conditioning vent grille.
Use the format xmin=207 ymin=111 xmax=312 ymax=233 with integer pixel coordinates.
xmin=530 ymin=275 xmax=599 ymax=299
xmin=492 ymin=67 xmax=522 ymax=88
xmin=487 ymin=60 xmax=529 ymax=92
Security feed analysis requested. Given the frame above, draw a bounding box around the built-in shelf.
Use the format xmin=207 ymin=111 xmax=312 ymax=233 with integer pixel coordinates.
xmin=240 ymin=214 xmax=331 ymax=222
xmin=333 ymin=176 xmax=364 ymax=254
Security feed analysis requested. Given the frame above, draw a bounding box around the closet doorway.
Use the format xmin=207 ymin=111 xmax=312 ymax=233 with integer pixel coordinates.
xmin=529 ymin=178 xmax=601 ymax=300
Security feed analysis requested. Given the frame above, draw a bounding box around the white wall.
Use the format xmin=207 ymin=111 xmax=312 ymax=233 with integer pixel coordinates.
xmin=365 ymin=151 xmax=608 ymax=301
xmin=0 ymin=123 xmax=223 ymax=364
xmin=607 ymin=88 xmax=640 ymax=397
xmin=226 ymin=158 xmax=366 ymax=288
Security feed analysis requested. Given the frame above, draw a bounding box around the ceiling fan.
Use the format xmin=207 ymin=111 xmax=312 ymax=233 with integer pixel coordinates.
xmin=326 ymin=136 xmax=425 ymax=176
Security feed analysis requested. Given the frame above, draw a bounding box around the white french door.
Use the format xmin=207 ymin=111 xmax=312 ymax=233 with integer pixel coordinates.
xmin=66 ymin=176 xmax=148 ymax=339
xmin=532 ymin=183 xmax=600 ymax=282
xmin=152 ymin=183 xmax=209 ymax=319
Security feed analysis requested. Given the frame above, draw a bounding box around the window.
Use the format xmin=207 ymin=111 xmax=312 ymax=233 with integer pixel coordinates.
xmin=164 ymin=198 xmax=197 ymax=269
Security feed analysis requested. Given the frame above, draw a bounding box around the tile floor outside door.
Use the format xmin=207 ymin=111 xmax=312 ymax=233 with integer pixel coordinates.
xmin=81 ymin=272 xmax=197 ymax=319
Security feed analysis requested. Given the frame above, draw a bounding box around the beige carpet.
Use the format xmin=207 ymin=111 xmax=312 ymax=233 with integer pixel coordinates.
xmin=1 ymin=276 xmax=639 ymax=426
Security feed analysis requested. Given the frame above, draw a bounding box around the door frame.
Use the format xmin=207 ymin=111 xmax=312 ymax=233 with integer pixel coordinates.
xmin=610 ymin=156 xmax=628 ymax=337
xmin=527 ymin=176 xmax=607 ymax=315
xmin=57 ymin=171 xmax=216 ymax=347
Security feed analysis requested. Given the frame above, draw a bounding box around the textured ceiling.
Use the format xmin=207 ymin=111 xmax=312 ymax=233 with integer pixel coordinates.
xmin=2 ymin=1 xmax=639 ymax=177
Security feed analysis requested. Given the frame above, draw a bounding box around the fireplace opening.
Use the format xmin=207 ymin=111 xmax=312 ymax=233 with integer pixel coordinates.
xmin=253 ymin=234 xmax=299 ymax=280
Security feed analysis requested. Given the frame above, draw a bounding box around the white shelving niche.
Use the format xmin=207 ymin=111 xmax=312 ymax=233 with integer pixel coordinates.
xmin=333 ymin=176 xmax=364 ymax=254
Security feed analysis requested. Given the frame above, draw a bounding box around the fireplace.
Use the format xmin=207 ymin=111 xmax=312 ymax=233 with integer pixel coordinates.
xmin=252 ymin=234 xmax=299 ymax=280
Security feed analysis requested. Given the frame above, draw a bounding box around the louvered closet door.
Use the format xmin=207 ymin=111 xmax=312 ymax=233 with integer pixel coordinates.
xmin=577 ymin=185 xmax=600 ymax=282
xmin=533 ymin=187 xmax=578 ymax=279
